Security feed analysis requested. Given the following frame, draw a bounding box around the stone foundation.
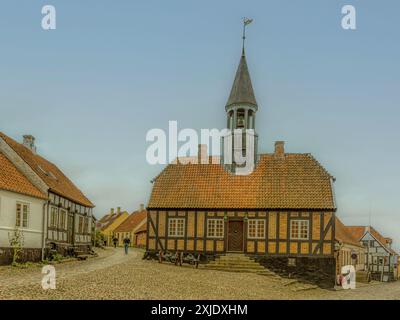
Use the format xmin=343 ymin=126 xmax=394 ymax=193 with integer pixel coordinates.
xmin=371 ymin=271 xmax=396 ymax=282
xmin=46 ymin=242 xmax=92 ymax=258
xmin=253 ymin=255 xmax=336 ymax=289
xmin=0 ymin=247 xmax=42 ymax=265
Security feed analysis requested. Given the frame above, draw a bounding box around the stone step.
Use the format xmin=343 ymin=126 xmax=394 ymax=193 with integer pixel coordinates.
xmin=208 ymin=260 xmax=262 ymax=266
xmin=208 ymin=263 xmax=265 ymax=269
xmin=201 ymin=253 xmax=279 ymax=276
xmin=218 ymin=255 xmax=253 ymax=260
xmin=201 ymin=266 xmax=268 ymax=274
xmin=203 ymin=264 xmax=265 ymax=270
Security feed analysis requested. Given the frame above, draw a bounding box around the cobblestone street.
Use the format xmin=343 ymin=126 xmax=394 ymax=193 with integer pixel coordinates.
xmin=0 ymin=248 xmax=399 ymax=300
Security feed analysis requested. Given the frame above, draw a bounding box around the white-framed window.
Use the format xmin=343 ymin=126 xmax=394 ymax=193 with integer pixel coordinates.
xmin=168 ymin=218 xmax=185 ymax=237
xmin=16 ymin=202 xmax=29 ymax=228
xmin=248 ymin=219 xmax=265 ymax=239
xmin=59 ymin=209 xmax=67 ymax=229
xmin=207 ymin=219 xmax=224 ymax=238
xmin=290 ymin=219 xmax=309 ymax=240
xmin=50 ymin=206 xmax=58 ymax=228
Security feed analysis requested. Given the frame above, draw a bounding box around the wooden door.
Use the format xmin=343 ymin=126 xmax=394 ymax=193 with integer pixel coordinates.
xmin=228 ymin=221 xmax=244 ymax=252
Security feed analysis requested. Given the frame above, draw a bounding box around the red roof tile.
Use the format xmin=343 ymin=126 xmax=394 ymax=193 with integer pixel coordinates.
xmin=0 ymin=152 xmax=47 ymax=200
xmin=114 ymin=210 xmax=147 ymax=233
xmin=0 ymin=132 xmax=94 ymax=207
xmin=335 ymin=217 xmax=363 ymax=247
xmin=148 ymin=153 xmax=335 ymax=210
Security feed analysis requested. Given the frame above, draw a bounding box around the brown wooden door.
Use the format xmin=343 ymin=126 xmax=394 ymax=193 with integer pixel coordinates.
xmin=228 ymin=221 xmax=244 ymax=251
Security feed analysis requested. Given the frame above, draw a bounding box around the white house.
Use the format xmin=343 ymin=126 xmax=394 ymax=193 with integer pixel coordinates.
xmin=0 ymin=152 xmax=47 ymax=264
xmin=0 ymin=132 xmax=95 ymax=264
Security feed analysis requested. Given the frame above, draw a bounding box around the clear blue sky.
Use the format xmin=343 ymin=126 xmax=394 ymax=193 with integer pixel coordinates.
xmin=1 ymin=1 xmax=399 ymax=250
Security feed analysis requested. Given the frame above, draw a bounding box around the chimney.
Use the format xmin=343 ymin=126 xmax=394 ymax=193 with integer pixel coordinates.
xmin=274 ymin=141 xmax=285 ymax=159
xmin=110 ymin=208 xmax=114 ymax=215
xmin=23 ymin=135 xmax=36 ymax=153
xmin=140 ymin=203 xmax=145 ymax=211
xmin=198 ymin=144 xmax=208 ymax=164
xmin=117 ymin=207 xmax=121 ymax=214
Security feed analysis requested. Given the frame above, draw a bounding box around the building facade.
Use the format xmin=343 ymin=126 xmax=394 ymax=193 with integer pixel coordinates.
xmin=114 ymin=205 xmax=147 ymax=247
xmin=146 ymin=45 xmax=338 ymax=287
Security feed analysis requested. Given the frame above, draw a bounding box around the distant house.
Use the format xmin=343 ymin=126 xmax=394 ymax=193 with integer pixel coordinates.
xmin=0 ymin=132 xmax=95 ymax=260
xmin=134 ymin=223 xmax=147 ymax=248
xmin=114 ymin=205 xmax=147 ymax=247
xmin=0 ymin=152 xmax=48 ymax=264
xmin=97 ymin=207 xmax=129 ymax=246
xmin=346 ymin=226 xmax=398 ymax=281
xmin=334 ymin=217 xmax=366 ymax=276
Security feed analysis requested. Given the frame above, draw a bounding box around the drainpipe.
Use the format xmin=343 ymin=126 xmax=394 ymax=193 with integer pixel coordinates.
xmin=41 ymin=200 xmax=49 ymax=261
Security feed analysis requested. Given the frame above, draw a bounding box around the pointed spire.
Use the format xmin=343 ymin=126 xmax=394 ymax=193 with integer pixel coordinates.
xmin=226 ymin=52 xmax=257 ymax=108
xmin=226 ymin=18 xmax=257 ymax=108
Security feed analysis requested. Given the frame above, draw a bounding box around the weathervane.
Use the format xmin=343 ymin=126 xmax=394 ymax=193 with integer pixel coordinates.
xmin=242 ymin=17 xmax=253 ymax=55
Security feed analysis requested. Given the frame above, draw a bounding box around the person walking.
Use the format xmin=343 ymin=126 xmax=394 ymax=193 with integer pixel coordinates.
xmin=123 ymin=236 xmax=131 ymax=254
xmin=112 ymin=236 xmax=118 ymax=248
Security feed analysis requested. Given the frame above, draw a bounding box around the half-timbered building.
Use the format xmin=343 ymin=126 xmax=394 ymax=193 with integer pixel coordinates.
xmin=146 ymin=44 xmax=338 ymax=286
xmin=0 ymin=132 xmax=94 ymax=256
xmin=346 ymin=225 xmax=398 ymax=281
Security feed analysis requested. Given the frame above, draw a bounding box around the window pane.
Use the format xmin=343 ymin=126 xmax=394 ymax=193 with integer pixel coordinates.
xmin=257 ymin=220 xmax=265 ymax=238
xmin=23 ymin=205 xmax=28 ymax=227
xmin=16 ymin=203 xmax=21 ymax=227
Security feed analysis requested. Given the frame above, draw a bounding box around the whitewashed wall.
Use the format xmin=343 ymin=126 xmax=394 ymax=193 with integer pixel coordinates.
xmin=0 ymin=189 xmax=46 ymax=248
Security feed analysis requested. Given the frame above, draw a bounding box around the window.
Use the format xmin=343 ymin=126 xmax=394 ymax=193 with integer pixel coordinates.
xmin=370 ymin=240 xmax=375 ymax=247
xmin=207 ymin=219 xmax=224 ymax=238
xmin=78 ymin=216 xmax=84 ymax=234
xmin=59 ymin=209 xmax=67 ymax=229
xmin=248 ymin=219 xmax=265 ymax=239
xmin=50 ymin=207 xmax=58 ymax=228
xmin=16 ymin=202 xmax=29 ymax=228
xmin=168 ymin=218 xmax=185 ymax=237
xmin=290 ymin=220 xmax=309 ymax=240
xmin=83 ymin=217 xmax=88 ymax=234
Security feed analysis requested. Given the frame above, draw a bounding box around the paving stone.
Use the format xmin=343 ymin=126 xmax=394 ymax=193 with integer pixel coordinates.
xmin=0 ymin=248 xmax=399 ymax=300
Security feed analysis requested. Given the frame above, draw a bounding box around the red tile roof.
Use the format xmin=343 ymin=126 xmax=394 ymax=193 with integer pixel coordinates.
xmin=114 ymin=210 xmax=147 ymax=233
xmin=0 ymin=132 xmax=94 ymax=207
xmin=335 ymin=217 xmax=363 ymax=248
xmin=148 ymin=153 xmax=335 ymax=210
xmin=0 ymin=152 xmax=47 ymax=200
